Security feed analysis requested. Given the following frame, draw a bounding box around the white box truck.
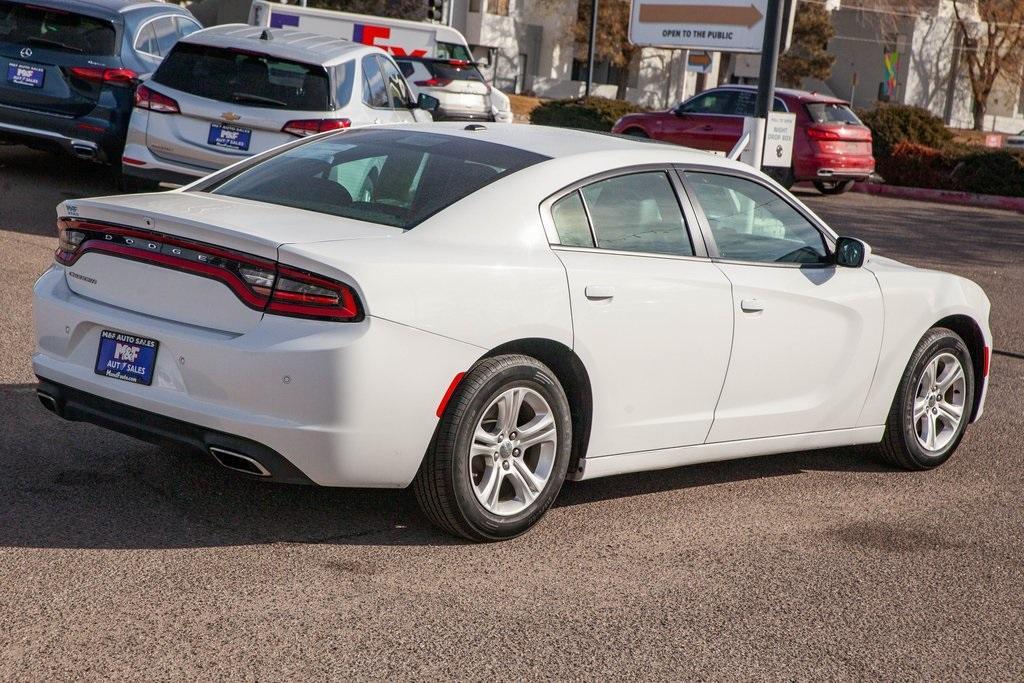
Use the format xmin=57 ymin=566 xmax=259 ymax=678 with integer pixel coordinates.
xmin=248 ymin=1 xmax=512 ymax=122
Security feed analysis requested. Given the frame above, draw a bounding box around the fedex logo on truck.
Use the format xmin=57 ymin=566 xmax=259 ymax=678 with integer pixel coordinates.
xmin=353 ymin=24 xmax=428 ymax=57
xmin=269 ymin=12 xmax=428 ymax=57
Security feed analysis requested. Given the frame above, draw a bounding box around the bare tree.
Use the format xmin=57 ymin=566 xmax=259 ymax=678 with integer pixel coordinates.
xmin=951 ymin=1 xmax=1024 ymax=130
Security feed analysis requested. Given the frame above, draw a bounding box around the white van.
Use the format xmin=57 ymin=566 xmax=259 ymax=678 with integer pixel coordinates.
xmin=248 ymin=1 xmax=512 ymax=122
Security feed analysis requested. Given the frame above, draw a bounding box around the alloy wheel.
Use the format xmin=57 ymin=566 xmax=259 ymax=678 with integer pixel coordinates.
xmin=913 ymin=352 xmax=966 ymax=453
xmin=469 ymin=387 xmax=558 ymax=516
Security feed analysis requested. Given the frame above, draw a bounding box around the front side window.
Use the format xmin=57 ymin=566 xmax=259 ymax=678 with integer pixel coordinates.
xmin=685 ymin=172 xmax=829 ymax=264
xmin=579 ymin=172 xmax=692 ymax=256
xmin=679 ymin=91 xmax=733 ymax=115
xmin=207 ymin=129 xmax=548 ymax=229
xmin=378 ymin=56 xmax=413 ymax=108
xmin=153 ymin=43 xmax=330 ymax=110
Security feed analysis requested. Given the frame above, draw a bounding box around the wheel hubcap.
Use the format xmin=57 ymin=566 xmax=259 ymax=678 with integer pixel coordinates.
xmin=913 ymin=352 xmax=966 ymax=453
xmin=469 ymin=387 xmax=557 ymax=516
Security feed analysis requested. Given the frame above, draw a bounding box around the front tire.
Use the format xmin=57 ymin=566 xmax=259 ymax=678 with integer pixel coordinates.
xmin=878 ymin=328 xmax=974 ymax=470
xmin=623 ymin=128 xmax=648 ymax=138
xmin=814 ymin=179 xmax=854 ymax=195
xmin=413 ymin=354 xmax=573 ymax=541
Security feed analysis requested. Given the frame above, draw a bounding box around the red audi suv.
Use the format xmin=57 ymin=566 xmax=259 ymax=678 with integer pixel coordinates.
xmin=612 ymin=85 xmax=875 ymax=195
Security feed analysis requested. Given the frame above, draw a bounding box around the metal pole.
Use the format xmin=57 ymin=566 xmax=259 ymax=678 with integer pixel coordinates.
xmin=753 ymin=0 xmax=784 ymax=169
xmin=585 ymin=0 xmax=599 ymax=98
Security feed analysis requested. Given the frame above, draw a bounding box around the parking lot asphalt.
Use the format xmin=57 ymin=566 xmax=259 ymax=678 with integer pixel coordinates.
xmin=1 ymin=145 xmax=1022 ymax=680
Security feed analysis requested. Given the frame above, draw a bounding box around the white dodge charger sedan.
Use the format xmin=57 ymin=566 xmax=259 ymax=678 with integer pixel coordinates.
xmin=33 ymin=124 xmax=992 ymax=540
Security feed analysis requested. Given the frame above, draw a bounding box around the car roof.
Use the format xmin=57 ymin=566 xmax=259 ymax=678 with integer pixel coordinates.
xmin=714 ymin=84 xmax=848 ymax=104
xmin=353 ymin=122 xmax=750 ymax=166
xmin=179 ymin=24 xmax=378 ymax=66
xmin=18 ymin=0 xmax=175 ymax=19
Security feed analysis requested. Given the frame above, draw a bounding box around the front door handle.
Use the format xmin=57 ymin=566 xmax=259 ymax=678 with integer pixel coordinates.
xmin=585 ymin=285 xmax=615 ymax=300
xmin=740 ymin=298 xmax=764 ymax=313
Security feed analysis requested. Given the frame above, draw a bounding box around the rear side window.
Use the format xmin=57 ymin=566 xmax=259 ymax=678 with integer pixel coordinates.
xmin=0 ymin=1 xmax=117 ymax=55
xmin=805 ymin=102 xmax=862 ymax=124
xmin=580 ymin=172 xmax=692 ymax=256
xmin=153 ymin=43 xmax=331 ymax=110
xmin=550 ymin=192 xmax=593 ymax=247
xmin=361 ymin=54 xmax=388 ymax=108
xmin=206 ymin=129 xmax=548 ymax=229
xmin=135 ymin=16 xmax=178 ymax=57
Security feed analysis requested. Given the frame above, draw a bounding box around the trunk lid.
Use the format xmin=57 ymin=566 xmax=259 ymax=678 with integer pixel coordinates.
xmin=57 ymin=192 xmax=402 ymax=333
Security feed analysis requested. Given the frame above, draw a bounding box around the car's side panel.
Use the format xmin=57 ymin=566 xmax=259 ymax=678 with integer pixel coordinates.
xmin=579 ymin=426 xmax=886 ymax=480
xmin=555 ymin=248 xmax=734 ymax=456
xmin=857 ymin=259 xmax=992 ymax=427
xmin=707 ymin=263 xmax=884 ymax=441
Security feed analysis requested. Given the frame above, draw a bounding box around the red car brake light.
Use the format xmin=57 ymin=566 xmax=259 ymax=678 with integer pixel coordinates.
xmin=69 ymin=66 xmax=138 ymax=86
xmin=806 ymin=125 xmax=842 ymax=141
xmin=55 ymin=219 xmax=362 ymax=322
xmin=415 ymin=77 xmax=453 ymax=87
xmin=281 ymin=118 xmax=351 ymax=137
xmin=134 ymin=84 xmax=180 ymax=113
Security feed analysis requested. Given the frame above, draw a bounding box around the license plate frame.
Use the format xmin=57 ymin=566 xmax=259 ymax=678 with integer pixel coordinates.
xmin=208 ymin=122 xmax=252 ymax=151
xmin=94 ymin=330 xmax=160 ymax=386
xmin=7 ymin=62 xmax=44 ymax=88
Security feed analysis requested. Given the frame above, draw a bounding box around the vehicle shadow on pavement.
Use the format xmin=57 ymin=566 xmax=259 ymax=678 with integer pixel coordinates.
xmin=0 ymin=385 xmax=891 ymax=549
xmin=0 ymin=146 xmax=119 ymax=238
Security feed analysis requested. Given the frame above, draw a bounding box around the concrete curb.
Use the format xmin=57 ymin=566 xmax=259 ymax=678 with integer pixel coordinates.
xmin=852 ymin=182 xmax=1024 ymax=214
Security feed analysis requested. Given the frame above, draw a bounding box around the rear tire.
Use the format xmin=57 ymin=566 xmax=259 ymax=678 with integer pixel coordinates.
xmin=413 ymin=354 xmax=573 ymax=541
xmin=814 ymin=179 xmax=854 ymax=195
xmin=878 ymin=328 xmax=974 ymax=470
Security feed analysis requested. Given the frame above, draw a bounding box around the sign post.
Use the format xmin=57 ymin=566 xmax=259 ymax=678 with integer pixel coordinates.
xmin=752 ymin=0 xmax=784 ymax=170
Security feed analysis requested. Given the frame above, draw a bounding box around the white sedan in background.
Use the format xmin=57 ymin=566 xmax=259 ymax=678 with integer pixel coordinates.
xmin=33 ymin=124 xmax=991 ymax=541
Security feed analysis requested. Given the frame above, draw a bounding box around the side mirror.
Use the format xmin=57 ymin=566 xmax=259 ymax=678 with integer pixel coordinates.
xmin=834 ymin=236 xmax=871 ymax=268
xmin=416 ymin=92 xmax=440 ymax=112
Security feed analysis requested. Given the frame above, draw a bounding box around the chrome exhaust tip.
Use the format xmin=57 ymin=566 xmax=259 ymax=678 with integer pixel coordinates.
xmin=36 ymin=391 xmax=60 ymax=414
xmin=209 ymin=446 xmax=272 ymax=477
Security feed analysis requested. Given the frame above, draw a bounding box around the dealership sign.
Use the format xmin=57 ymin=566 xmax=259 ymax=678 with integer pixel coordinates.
xmin=629 ymin=0 xmax=769 ymax=53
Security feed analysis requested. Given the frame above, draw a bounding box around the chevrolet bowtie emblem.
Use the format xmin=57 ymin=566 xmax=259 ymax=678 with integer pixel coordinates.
xmin=221 ymin=112 xmax=241 ymax=122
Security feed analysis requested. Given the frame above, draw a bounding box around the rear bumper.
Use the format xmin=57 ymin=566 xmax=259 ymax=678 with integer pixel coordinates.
xmin=36 ymin=378 xmax=314 ymax=484
xmin=32 ymin=266 xmax=482 ymax=488
xmin=795 ymin=151 xmax=875 ymax=182
xmin=0 ymin=117 xmax=106 ymax=161
xmin=121 ymin=141 xmax=215 ymax=186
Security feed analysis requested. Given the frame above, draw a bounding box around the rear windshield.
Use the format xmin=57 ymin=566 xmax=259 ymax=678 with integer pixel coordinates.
xmin=805 ymin=102 xmax=862 ymax=124
xmin=205 ymin=129 xmax=548 ymax=229
xmin=0 ymin=1 xmax=117 ymax=55
xmin=153 ymin=42 xmax=330 ymax=110
xmin=426 ymin=60 xmax=484 ymax=82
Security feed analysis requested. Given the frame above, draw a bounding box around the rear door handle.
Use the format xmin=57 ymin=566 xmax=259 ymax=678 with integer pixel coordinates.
xmin=585 ymin=285 xmax=615 ymax=300
xmin=740 ymin=298 xmax=764 ymax=313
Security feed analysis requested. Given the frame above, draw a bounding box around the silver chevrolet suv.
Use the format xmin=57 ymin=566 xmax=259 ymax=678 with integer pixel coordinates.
xmin=121 ymin=24 xmax=437 ymax=188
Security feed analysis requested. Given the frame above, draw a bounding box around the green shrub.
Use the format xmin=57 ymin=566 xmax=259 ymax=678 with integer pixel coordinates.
xmin=529 ymin=96 xmax=646 ymax=132
xmin=952 ymin=148 xmax=1024 ymax=197
xmin=857 ymin=105 xmax=953 ymax=158
xmin=875 ymin=141 xmax=1024 ymax=197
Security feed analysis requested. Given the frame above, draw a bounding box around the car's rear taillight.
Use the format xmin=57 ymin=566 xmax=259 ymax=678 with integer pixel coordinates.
xmin=281 ymin=119 xmax=351 ymax=137
xmin=267 ymin=266 xmax=361 ymax=321
xmin=806 ymin=125 xmax=842 ymax=141
xmin=68 ymin=66 xmax=138 ymax=85
xmin=55 ymin=219 xmax=362 ymax=322
xmin=415 ymin=77 xmax=453 ymax=87
xmin=134 ymin=84 xmax=180 ymax=113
